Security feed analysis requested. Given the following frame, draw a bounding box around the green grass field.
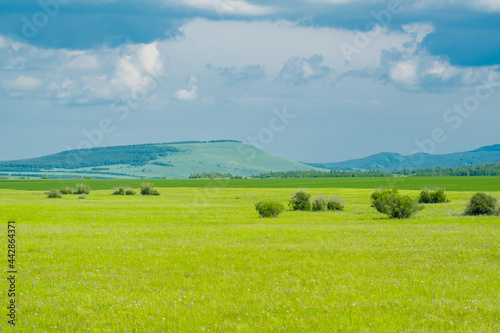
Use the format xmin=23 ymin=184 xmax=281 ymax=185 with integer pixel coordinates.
xmin=1 ymin=176 xmax=500 ymax=191
xmin=1 ymin=179 xmax=499 ymax=332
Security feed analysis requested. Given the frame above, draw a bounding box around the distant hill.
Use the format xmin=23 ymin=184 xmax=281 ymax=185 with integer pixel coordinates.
xmin=0 ymin=141 xmax=316 ymax=179
xmin=306 ymin=144 xmax=500 ymax=171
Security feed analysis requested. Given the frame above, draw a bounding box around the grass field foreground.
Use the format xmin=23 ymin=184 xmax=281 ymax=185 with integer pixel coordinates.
xmin=1 ymin=186 xmax=499 ymax=332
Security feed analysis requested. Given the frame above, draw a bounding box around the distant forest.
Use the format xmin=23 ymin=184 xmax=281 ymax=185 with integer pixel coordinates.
xmin=189 ymin=163 xmax=500 ymax=179
xmin=0 ymin=144 xmax=183 ymax=172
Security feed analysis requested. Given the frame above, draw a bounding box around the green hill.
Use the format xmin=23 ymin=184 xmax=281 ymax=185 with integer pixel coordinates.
xmin=0 ymin=141 xmax=316 ymax=179
xmin=307 ymin=144 xmax=500 ymax=171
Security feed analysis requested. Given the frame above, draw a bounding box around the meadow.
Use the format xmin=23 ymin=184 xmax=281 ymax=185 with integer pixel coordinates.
xmin=1 ymin=178 xmax=499 ymax=332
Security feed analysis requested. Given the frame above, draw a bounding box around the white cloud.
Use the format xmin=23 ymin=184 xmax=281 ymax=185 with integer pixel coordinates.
xmin=174 ymin=75 xmax=199 ymax=101
xmin=0 ymin=37 xmax=166 ymax=105
xmin=3 ymin=75 xmax=42 ymax=92
xmin=171 ymin=0 xmax=273 ymax=16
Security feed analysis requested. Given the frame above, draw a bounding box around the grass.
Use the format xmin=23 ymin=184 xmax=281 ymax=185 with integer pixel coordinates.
xmin=1 ymin=176 xmax=500 ymax=191
xmin=0 ymin=185 xmax=499 ymax=332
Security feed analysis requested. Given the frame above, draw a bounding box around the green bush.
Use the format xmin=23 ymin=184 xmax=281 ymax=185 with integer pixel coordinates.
xmin=465 ymin=192 xmax=498 ymax=216
xmin=419 ymin=189 xmax=449 ymax=204
xmin=371 ymin=188 xmax=423 ymax=219
xmin=60 ymin=187 xmax=73 ymax=195
xmin=78 ymin=194 xmax=86 ymax=200
xmin=327 ymin=196 xmax=344 ymax=211
xmin=125 ymin=189 xmax=136 ymax=196
xmin=113 ymin=187 xmax=126 ymax=195
xmin=418 ymin=189 xmax=432 ymax=203
xmin=75 ymin=184 xmax=91 ymax=195
xmin=42 ymin=176 xmax=50 ymax=179
xmin=311 ymin=195 xmax=327 ymax=211
xmin=141 ymin=183 xmax=160 ymax=196
xmin=289 ymin=190 xmax=311 ymax=211
xmin=47 ymin=189 xmax=62 ymax=198
xmin=255 ymin=200 xmax=285 ymax=218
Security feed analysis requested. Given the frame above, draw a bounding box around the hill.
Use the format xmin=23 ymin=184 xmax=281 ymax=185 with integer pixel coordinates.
xmin=0 ymin=141 xmax=316 ymax=179
xmin=307 ymin=144 xmax=500 ymax=171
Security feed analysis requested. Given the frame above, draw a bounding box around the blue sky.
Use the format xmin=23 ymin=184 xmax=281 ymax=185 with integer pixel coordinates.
xmin=0 ymin=0 xmax=499 ymax=163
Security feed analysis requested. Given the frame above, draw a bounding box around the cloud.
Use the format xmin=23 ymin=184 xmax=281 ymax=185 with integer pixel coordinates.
xmin=275 ymin=54 xmax=331 ymax=85
xmin=207 ymin=64 xmax=265 ymax=85
xmin=2 ymin=75 xmax=42 ymax=97
xmin=0 ymin=37 xmax=166 ymax=105
xmin=174 ymin=76 xmax=199 ymax=101
xmin=173 ymin=0 xmax=274 ymax=16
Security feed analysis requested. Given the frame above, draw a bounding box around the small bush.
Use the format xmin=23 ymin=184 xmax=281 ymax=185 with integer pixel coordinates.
xmin=141 ymin=183 xmax=160 ymax=196
xmin=47 ymin=189 xmax=62 ymax=198
xmin=255 ymin=200 xmax=285 ymax=218
xmin=418 ymin=189 xmax=432 ymax=204
xmin=465 ymin=192 xmax=498 ymax=216
xmin=75 ymin=184 xmax=91 ymax=195
xmin=419 ymin=189 xmax=449 ymax=204
xmin=42 ymin=176 xmax=50 ymax=180
xmin=125 ymin=189 xmax=136 ymax=196
xmin=0 ymin=177 xmax=9 ymax=180
xmin=113 ymin=187 xmax=126 ymax=195
xmin=60 ymin=187 xmax=73 ymax=195
xmin=327 ymin=196 xmax=344 ymax=211
xmin=78 ymin=194 xmax=86 ymax=200
xmin=290 ymin=190 xmax=311 ymax=211
xmin=371 ymin=188 xmax=423 ymax=219
xmin=311 ymin=195 xmax=327 ymax=211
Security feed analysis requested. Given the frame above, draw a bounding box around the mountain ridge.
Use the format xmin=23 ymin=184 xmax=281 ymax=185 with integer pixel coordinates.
xmin=306 ymin=144 xmax=500 ymax=171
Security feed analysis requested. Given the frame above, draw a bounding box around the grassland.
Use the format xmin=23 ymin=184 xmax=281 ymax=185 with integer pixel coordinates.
xmin=1 ymin=179 xmax=499 ymax=332
xmin=1 ymin=176 xmax=500 ymax=191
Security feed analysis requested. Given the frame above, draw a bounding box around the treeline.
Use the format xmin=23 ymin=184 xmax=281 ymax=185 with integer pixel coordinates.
xmin=396 ymin=163 xmax=500 ymax=176
xmin=188 ymin=163 xmax=500 ymax=179
xmin=189 ymin=172 xmax=244 ymax=179
xmin=0 ymin=144 xmax=183 ymax=172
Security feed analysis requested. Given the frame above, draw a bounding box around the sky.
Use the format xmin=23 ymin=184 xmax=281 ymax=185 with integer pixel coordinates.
xmin=0 ymin=0 xmax=499 ymax=163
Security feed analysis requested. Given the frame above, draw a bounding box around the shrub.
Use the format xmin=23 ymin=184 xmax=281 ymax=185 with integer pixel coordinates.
xmin=290 ymin=190 xmax=311 ymax=211
xmin=141 ymin=183 xmax=160 ymax=196
xmin=418 ymin=189 xmax=432 ymax=204
xmin=311 ymin=195 xmax=327 ymax=211
xmin=75 ymin=184 xmax=91 ymax=195
xmin=371 ymin=188 xmax=423 ymax=219
xmin=327 ymin=196 xmax=344 ymax=211
xmin=419 ymin=189 xmax=449 ymax=204
xmin=113 ymin=187 xmax=126 ymax=195
xmin=431 ymin=189 xmax=449 ymax=203
xmin=78 ymin=194 xmax=86 ymax=200
xmin=125 ymin=189 xmax=136 ymax=196
xmin=465 ymin=192 xmax=498 ymax=216
xmin=47 ymin=189 xmax=62 ymax=198
xmin=42 ymin=176 xmax=50 ymax=179
xmin=255 ymin=200 xmax=285 ymax=218
xmin=60 ymin=187 xmax=73 ymax=195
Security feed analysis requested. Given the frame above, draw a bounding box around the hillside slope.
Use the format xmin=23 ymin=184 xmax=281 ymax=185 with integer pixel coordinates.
xmin=307 ymin=144 xmax=500 ymax=171
xmin=0 ymin=141 xmax=315 ymax=179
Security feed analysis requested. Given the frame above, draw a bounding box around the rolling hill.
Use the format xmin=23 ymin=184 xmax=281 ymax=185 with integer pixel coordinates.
xmin=0 ymin=141 xmax=316 ymax=179
xmin=307 ymin=144 xmax=500 ymax=171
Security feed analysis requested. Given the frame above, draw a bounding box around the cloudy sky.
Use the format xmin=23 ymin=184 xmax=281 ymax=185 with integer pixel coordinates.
xmin=0 ymin=0 xmax=499 ymax=163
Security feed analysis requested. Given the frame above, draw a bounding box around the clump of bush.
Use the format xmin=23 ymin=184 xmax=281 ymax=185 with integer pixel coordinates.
xmin=290 ymin=190 xmax=311 ymax=211
xmin=75 ymin=184 xmax=91 ymax=195
xmin=465 ymin=192 xmax=498 ymax=216
xmin=141 ymin=183 xmax=160 ymax=196
xmin=255 ymin=200 xmax=285 ymax=218
xmin=60 ymin=187 xmax=73 ymax=195
xmin=113 ymin=187 xmax=136 ymax=195
xmin=311 ymin=195 xmax=327 ymax=211
xmin=125 ymin=189 xmax=136 ymax=195
xmin=419 ymin=189 xmax=449 ymax=204
xmin=78 ymin=194 xmax=86 ymax=200
xmin=371 ymin=188 xmax=423 ymax=219
xmin=327 ymin=196 xmax=344 ymax=211
xmin=47 ymin=189 xmax=62 ymax=198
